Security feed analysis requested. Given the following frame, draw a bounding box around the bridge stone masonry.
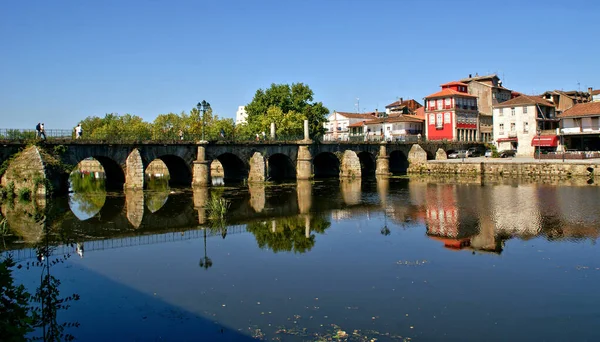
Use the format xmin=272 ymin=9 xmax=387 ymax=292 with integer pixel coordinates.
xmin=0 ymin=137 xmax=480 ymax=197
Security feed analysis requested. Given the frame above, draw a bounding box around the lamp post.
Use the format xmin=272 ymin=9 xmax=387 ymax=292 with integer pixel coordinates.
xmin=199 ymin=228 xmax=212 ymax=270
xmin=197 ymin=100 xmax=211 ymax=141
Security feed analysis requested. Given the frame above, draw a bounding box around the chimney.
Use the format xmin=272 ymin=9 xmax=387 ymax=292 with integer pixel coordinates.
xmin=469 ymin=74 xmax=472 ymax=78
xmin=589 ymin=87 xmax=593 ymax=98
xmin=375 ymin=109 xmax=379 ymax=117
xmin=400 ymin=97 xmax=403 ymax=103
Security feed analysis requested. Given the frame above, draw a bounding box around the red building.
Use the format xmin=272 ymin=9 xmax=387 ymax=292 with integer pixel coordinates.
xmin=424 ymin=81 xmax=479 ymax=141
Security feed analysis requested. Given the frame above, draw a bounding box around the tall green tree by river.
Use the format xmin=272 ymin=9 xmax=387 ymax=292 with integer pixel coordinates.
xmin=245 ymin=83 xmax=329 ymax=139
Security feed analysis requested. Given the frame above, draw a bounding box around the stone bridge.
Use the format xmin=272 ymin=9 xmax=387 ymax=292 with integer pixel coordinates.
xmin=0 ymin=140 xmax=481 ymax=196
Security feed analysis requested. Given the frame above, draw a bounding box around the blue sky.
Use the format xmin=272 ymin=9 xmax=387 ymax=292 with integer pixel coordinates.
xmin=1 ymin=0 xmax=598 ymax=128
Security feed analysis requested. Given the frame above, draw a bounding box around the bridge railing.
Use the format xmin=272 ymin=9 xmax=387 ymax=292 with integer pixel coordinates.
xmin=0 ymin=129 xmax=305 ymax=143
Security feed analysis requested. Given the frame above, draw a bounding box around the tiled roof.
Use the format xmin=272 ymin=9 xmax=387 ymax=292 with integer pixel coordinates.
xmin=333 ymin=112 xmax=377 ymax=119
xmin=493 ymin=95 xmax=555 ymax=108
xmin=459 ymin=74 xmax=499 ymax=83
xmin=591 ymin=89 xmax=600 ymax=95
xmin=559 ymin=102 xmax=600 ymax=118
xmin=425 ymin=88 xmax=478 ymax=99
xmin=385 ymin=99 xmax=422 ymax=109
xmin=348 ymin=121 xmax=368 ymax=128
xmin=414 ymin=107 xmax=425 ymax=120
xmin=440 ymin=81 xmax=469 ymax=87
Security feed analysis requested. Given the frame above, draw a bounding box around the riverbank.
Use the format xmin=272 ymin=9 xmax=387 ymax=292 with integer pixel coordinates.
xmin=408 ymin=156 xmax=600 ymax=177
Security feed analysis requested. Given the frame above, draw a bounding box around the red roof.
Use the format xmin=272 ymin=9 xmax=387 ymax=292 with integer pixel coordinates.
xmin=385 ymin=99 xmax=423 ymax=111
xmin=440 ymin=81 xmax=469 ymax=87
xmin=333 ymin=112 xmax=377 ymax=119
xmin=592 ymin=89 xmax=600 ymax=95
xmin=425 ymin=88 xmax=478 ymax=99
xmin=559 ymin=102 xmax=600 ymax=118
xmin=493 ymin=94 xmax=554 ymax=108
xmin=414 ymin=107 xmax=425 ymax=120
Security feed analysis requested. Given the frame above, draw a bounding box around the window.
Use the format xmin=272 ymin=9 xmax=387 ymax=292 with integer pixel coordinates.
xmin=492 ymin=93 xmax=496 ymax=99
xmin=523 ymin=106 xmax=528 ymax=114
xmin=444 ymin=112 xmax=451 ymax=123
xmin=499 ymin=108 xmax=504 ymax=116
xmin=511 ymin=107 xmax=516 ymax=116
xmin=436 ymin=113 xmax=443 ymax=129
xmin=524 ymin=122 xmax=529 ymax=133
xmin=499 ymin=123 xmax=504 ymax=133
xmin=510 ymin=122 xmax=516 ymax=131
xmin=437 ymin=99 xmax=443 ymax=108
xmin=429 ymin=114 xmax=435 ymax=124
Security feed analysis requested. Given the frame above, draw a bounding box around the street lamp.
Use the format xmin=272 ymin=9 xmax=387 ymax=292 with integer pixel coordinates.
xmin=199 ymin=228 xmax=212 ymax=270
xmin=197 ymin=100 xmax=211 ymax=141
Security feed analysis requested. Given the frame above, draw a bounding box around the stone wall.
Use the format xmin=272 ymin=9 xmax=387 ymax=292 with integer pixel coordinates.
xmin=408 ymin=161 xmax=600 ymax=178
xmin=1 ymin=146 xmax=47 ymax=196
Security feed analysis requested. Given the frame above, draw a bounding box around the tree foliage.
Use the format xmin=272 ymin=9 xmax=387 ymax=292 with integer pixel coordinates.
xmin=245 ymin=83 xmax=329 ymax=139
xmin=246 ymin=215 xmax=331 ymax=254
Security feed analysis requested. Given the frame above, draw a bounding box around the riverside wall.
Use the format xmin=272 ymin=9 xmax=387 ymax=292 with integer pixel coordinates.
xmin=408 ymin=161 xmax=600 ymax=178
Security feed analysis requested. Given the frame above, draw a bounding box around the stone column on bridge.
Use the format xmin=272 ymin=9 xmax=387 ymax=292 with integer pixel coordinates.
xmin=248 ymin=152 xmax=266 ymax=183
xmin=270 ymin=123 xmax=276 ymax=140
xmin=407 ymin=144 xmax=428 ymax=174
xmin=296 ymin=144 xmax=312 ymax=180
xmin=124 ymin=148 xmax=144 ymax=190
xmin=192 ymin=143 xmax=211 ymax=187
xmin=376 ymin=142 xmax=390 ymax=176
xmin=303 ymin=120 xmax=310 ymax=141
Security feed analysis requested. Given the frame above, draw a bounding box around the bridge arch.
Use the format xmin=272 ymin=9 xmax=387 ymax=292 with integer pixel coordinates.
xmin=313 ymin=152 xmax=340 ymax=178
xmin=151 ymin=155 xmax=192 ymax=187
xmin=267 ymin=153 xmax=296 ymax=181
xmin=389 ymin=150 xmax=409 ymax=174
xmin=357 ymin=151 xmax=376 ymax=177
xmin=92 ymin=156 xmax=125 ymax=191
xmin=215 ymin=152 xmax=248 ymax=183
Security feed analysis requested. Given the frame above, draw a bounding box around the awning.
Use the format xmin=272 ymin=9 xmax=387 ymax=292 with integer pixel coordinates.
xmin=497 ymin=137 xmax=518 ymax=142
xmin=531 ymin=135 xmax=559 ymax=147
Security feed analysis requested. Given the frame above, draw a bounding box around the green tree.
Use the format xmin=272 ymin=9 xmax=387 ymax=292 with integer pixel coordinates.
xmin=0 ymin=255 xmax=33 ymax=340
xmin=245 ymin=83 xmax=329 ymax=139
xmin=246 ymin=215 xmax=331 ymax=254
xmin=79 ymin=113 xmax=152 ymax=141
xmin=152 ymin=112 xmax=188 ymax=140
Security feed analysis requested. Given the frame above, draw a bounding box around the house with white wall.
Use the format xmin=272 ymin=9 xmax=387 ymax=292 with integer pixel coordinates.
xmin=235 ymin=106 xmax=247 ymax=125
xmin=348 ymin=115 xmax=424 ymax=141
xmin=559 ymin=102 xmax=600 ymax=151
xmin=323 ymin=111 xmax=377 ymax=141
xmin=492 ymin=95 xmax=558 ymax=156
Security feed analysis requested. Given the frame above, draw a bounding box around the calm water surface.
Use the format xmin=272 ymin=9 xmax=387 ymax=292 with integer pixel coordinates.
xmin=3 ymin=177 xmax=600 ymax=341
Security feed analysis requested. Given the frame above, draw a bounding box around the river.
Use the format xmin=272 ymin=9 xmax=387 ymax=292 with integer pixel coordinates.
xmin=2 ymin=176 xmax=600 ymax=341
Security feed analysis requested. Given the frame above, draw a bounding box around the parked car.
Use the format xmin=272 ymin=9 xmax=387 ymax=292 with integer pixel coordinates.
xmin=467 ymin=147 xmax=483 ymax=157
xmin=448 ymin=150 xmax=468 ymax=159
xmin=499 ymin=149 xmax=516 ymax=158
xmin=484 ymin=150 xmax=493 ymax=158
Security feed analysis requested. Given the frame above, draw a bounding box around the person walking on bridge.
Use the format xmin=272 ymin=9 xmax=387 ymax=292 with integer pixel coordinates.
xmin=39 ymin=123 xmax=46 ymax=140
xmin=75 ymin=124 xmax=83 ymax=139
xmin=35 ymin=122 xmax=41 ymax=138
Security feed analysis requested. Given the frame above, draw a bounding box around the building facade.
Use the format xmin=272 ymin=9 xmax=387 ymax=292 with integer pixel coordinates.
xmin=560 ymin=102 xmax=600 ymax=151
xmin=492 ymin=95 xmax=558 ymax=156
xmin=459 ymin=74 xmax=513 ymax=142
xmin=385 ymin=98 xmax=422 ymax=115
xmin=323 ymin=111 xmax=378 ymax=141
xmin=235 ymin=106 xmax=247 ymax=125
xmin=424 ymin=82 xmax=479 ymax=141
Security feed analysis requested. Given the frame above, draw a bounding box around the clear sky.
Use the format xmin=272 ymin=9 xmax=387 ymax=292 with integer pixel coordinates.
xmin=1 ymin=0 xmax=598 ymax=128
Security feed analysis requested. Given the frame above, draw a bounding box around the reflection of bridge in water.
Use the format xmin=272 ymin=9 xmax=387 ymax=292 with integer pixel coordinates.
xmin=4 ymin=225 xmax=247 ymax=262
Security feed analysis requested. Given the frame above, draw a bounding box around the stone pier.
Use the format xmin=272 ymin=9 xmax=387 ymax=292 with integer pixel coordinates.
xmin=376 ymin=143 xmax=390 ymax=175
xmin=296 ymin=145 xmax=312 ymax=180
xmin=192 ymin=144 xmax=211 ymax=187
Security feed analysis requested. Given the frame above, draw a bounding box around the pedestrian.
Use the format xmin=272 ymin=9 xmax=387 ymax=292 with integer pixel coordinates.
xmin=35 ymin=122 xmax=41 ymax=138
xmin=255 ymin=133 xmax=260 ymax=141
xmin=40 ymin=123 xmax=46 ymax=140
xmin=261 ymin=131 xmax=266 ymax=140
xmin=220 ymin=128 xmax=225 ymax=139
xmin=75 ymin=124 xmax=83 ymax=139
xmin=178 ymin=129 xmax=184 ymax=140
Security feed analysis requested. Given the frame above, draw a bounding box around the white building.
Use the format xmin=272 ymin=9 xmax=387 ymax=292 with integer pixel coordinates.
xmin=235 ymin=106 xmax=247 ymax=125
xmin=323 ymin=111 xmax=377 ymax=141
xmin=560 ymin=102 xmax=600 ymax=151
xmin=348 ymin=115 xmax=424 ymax=142
xmin=492 ymin=95 xmax=558 ymax=156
